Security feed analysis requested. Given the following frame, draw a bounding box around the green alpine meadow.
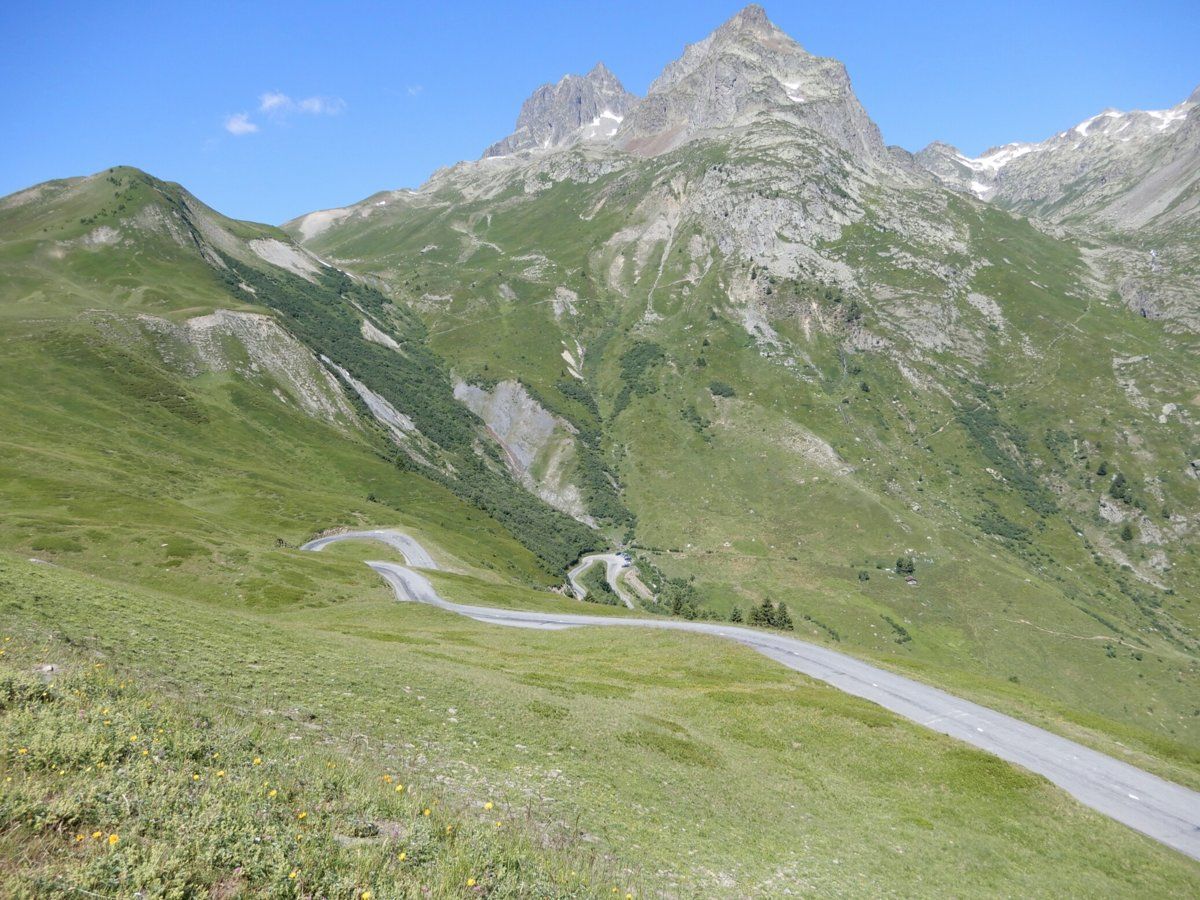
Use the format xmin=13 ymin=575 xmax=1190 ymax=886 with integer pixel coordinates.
xmin=1 ymin=4 xmax=1198 ymax=896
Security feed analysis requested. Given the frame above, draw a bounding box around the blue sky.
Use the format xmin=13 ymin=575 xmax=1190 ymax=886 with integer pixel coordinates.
xmin=2 ymin=1 xmax=1196 ymax=224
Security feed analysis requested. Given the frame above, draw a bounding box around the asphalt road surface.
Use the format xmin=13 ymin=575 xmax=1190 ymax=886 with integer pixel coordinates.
xmin=302 ymin=529 xmax=1200 ymax=861
xmin=566 ymin=553 xmax=636 ymax=608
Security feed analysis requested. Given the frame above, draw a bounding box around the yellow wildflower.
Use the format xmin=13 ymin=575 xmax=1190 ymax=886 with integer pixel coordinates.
xmin=297 ymin=811 xmax=307 ymax=820
xmin=268 ymin=789 xmax=278 ymax=798
xmin=91 ymin=831 xmax=102 ymax=840
xmin=129 ymin=735 xmax=138 ymax=742
xmin=398 ymin=851 xmax=407 ymax=861
xmin=422 ymin=808 xmax=430 ymax=817
xmin=108 ymin=834 xmax=119 ymax=846
xmin=484 ymin=801 xmax=493 ymax=810
xmin=216 ymin=770 xmax=225 ymax=778
xmin=253 ymin=757 xmax=262 ymax=765
xmin=289 ymin=870 xmax=298 ymax=880
xmin=395 ymin=784 xmax=404 ymax=793
xmin=192 ymin=774 xmax=200 ymax=781
xmin=467 ymin=878 xmax=476 ymax=887
xmin=17 ymin=748 xmax=27 ymax=755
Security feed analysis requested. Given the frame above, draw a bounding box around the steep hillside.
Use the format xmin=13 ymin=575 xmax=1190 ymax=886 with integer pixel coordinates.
xmin=0 ymin=166 xmax=601 ymax=575
xmin=289 ymin=6 xmax=1200 ymax=781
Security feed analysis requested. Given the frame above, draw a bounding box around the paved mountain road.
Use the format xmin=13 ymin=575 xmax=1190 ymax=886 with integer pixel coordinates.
xmin=566 ymin=553 xmax=636 ymax=608
xmin=302 ymin=529 xmax=1200 ymax=861
xmin=301 ymin=529 xmax=438 ymax=569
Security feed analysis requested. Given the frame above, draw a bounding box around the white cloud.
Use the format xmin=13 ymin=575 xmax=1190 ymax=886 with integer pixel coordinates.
xmin=259 ymin=91 xmax=291 ymax=113
xmin=258 ymin=92 xmax=345 ymax=116
xmin=224 ymin=113 xmax=258 ymax=135
xmin=298 ymin=95 xmax=345 ymax=115
xmin=406 ymin=85 xmax=424 ymax=96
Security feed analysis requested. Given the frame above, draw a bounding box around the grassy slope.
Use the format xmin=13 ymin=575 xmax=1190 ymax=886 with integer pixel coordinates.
xmin=2 ymin=161 xmax=1198 ymax=891
xmin=292 ymin=142 xmax=1200 ymax=787
xmin=5 ymin=556 xmax=1199 ymax=896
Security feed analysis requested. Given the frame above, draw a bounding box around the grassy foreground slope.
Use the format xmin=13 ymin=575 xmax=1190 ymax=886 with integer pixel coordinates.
xmin=4 ymin=556 xmax=1200 ymax=896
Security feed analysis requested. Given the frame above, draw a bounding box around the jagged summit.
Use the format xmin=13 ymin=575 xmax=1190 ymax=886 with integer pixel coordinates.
xmin=482 ymin=62 xmax=637 ymax=158
xmin=614 ymin=5 xmax=885 ymax=160
xmin=477 ymin=6 xmax=886 ymax=165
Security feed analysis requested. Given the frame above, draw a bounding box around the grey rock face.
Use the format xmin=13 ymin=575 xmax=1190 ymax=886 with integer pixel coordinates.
xmin=614 ymin=5 xmax=886 ymax=163
xmin=483 ymin=62 xmax=636 ymax=158
xmin=916 ymin=88 xmax=1200 ymax=230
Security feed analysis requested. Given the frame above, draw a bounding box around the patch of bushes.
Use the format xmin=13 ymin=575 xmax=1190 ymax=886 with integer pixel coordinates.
xmin=681 ymin=403 xmax=711 ymax=439
xmin=882 ymin=615 xmax=912 ymax=645
xmin=612 ymin=341 xmax=664 ymax=416
xmin=974 ymin=508 xmax=1031 ymax=543
xmin=957 ymin=390 xmax=1057 ymax=516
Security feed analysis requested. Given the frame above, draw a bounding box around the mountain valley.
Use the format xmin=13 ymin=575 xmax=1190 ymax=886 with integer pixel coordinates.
xmin=2 ymin=5 xmax=1198 ymax=896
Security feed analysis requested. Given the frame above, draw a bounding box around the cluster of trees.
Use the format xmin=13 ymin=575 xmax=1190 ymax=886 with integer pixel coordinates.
xmin=1109 ymin=471 xmax=1134 ymax=503
xmin=894 ymin=556 xmax=916 ymax=576
xmin=730 ymin=598 xmax=793 ymax=630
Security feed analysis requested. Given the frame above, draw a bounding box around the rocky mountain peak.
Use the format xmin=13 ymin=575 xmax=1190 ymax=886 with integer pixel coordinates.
xmin=614 ymin=5 xmax=886 ymax=162
xmin=916 ymin=86 xmax=1200 ymax=229
xmin=482 ymin=62 xmax=637 ymax=158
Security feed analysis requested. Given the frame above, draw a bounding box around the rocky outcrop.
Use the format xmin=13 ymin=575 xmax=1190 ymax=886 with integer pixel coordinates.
xmin=138 ymin=310 xmax=358 ymax=427
xmin=483 ymin=63 xmax=636 ymax=158
xmin=453 ymin=379 xmax=593 ymax=523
